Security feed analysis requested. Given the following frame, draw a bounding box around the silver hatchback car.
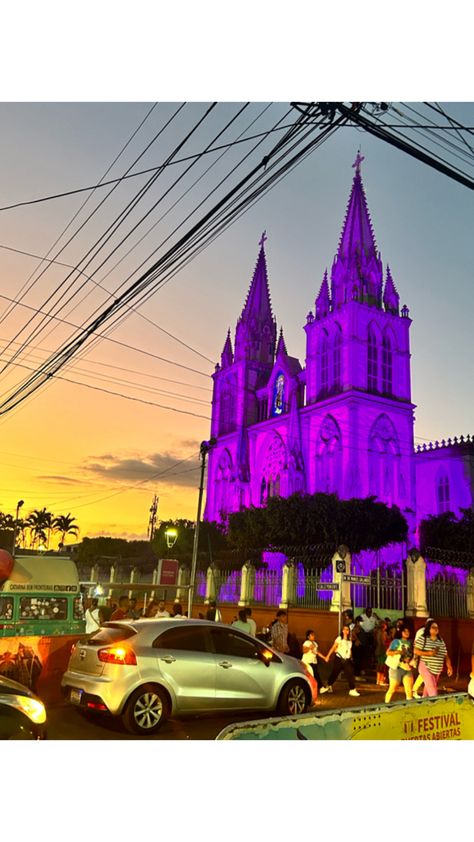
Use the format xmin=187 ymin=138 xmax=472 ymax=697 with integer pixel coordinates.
xmin=61 ymin=619 xmax=313 ymax=734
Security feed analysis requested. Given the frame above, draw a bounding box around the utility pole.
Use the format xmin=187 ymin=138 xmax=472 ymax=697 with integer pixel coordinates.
xmin=147 ymin=495 xmax=159 ymax=542
xmin=188 ymin=438 xmax=216 ymax=618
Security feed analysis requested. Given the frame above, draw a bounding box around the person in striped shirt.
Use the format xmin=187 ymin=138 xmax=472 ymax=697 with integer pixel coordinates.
xmin=413 ymin=619 xmax=453 ymax=697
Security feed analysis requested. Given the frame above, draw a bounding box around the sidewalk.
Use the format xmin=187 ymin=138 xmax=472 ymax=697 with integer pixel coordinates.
xmin=314 ymin=674 xmax=470 ymax=712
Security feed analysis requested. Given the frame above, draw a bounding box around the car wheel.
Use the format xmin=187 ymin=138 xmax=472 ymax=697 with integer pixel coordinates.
xmin=122 ymin=685 xmax=169 ymax=735
xmin=278 ymin=680 xmax=310 ymax=716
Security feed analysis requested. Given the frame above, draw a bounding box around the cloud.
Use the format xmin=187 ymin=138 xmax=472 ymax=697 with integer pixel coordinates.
xmin=84 ymin=452 xmax=200 ymax=489
xmin=36 ymin=475 xmax=91 ymax=485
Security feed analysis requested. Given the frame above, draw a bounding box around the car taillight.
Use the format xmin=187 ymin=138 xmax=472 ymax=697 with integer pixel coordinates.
xmin=98 ymin=647 xmax=137 ymax=665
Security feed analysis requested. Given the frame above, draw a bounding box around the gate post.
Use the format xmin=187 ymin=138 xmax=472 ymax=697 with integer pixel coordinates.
xmin=239 ymin=561 xmax=255 ymax=606
xmin=405 ymin=549 xmax=429 ymax=617
xmin=280 ymin=559 xmax=296 ymax=609
xmin=330 ymin=546 xmax=351 ymax=615
xmin=176 ymin=564 xmax=189 ymax=604
xmin=108 ymin=563 xmax=116 ymax=600
xmin=128 ymin=566 xmax=138 ymax=600
xmin=467 ymin=568 xmax=474 ymax=619
xmin=205 ymin=564 xmax=218 ymax=603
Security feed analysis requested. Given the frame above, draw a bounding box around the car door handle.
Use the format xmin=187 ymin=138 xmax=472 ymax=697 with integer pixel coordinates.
xmin=160 ymin=655 xmax=176 ymax=663
xmin=218 ymin=661 xmax=233 ymax=669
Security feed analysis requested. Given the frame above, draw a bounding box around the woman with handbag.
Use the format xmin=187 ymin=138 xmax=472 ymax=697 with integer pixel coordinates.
xmin=384 ymin=625 xmax=415 ymax=703
xmin=413 ymin=619 xmax=453 ymax=697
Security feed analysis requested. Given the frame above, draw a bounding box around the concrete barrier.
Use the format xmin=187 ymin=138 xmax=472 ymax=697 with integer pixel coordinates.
xmin=216 ymin=692 xmax=474 ymax=740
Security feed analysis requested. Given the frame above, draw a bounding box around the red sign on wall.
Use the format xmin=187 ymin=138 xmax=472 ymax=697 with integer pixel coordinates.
xmin=157 ymin=559 xmax=179 ymax=587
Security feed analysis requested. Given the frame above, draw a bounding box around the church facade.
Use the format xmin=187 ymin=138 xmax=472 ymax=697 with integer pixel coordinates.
xmin=203 ymin=158 xmax=473 ymax=543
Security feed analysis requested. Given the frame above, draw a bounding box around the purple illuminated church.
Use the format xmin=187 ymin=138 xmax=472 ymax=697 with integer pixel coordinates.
xmin=204 ymin=156 xmax=473 ymax=544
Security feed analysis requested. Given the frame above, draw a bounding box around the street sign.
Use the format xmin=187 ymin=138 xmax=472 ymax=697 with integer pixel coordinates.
xmin=342 ymin=574 xmax=371 ymax=584
xmin=317 ymin=582 xmax=339 ymax=590
xmin=157 ymin=559 xmax=179 ymax=586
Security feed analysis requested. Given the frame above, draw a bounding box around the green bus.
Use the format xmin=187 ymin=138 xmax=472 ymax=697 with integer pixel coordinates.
xmin=0 ymin=555 xmax=85 ymax=638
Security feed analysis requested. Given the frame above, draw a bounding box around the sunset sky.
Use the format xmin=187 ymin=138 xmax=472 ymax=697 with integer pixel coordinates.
xmin=0 ymin=102 xmax=472 ymax=543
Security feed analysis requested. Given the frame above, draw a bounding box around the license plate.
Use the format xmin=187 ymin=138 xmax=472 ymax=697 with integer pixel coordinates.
xmin=70 ymin=688 xmax=83 ymax=705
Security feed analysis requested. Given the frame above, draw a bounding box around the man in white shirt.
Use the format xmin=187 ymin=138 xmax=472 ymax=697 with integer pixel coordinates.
xmin=85 ymin=598 xmax=101 ymax=634
xmin=155 ymin=600 xmax=170 ymax=618
xmin=244 ymin=607 xmax=257 ymax=637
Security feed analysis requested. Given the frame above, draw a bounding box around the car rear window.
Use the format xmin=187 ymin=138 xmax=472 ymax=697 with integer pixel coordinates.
xmin=86 ymin=624 xmax=137 ymax=646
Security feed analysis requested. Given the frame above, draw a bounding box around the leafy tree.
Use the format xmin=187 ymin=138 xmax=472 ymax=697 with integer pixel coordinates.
xmin=227 ymin=493 xmax=408 ymax=564
xmin=419 ymin=508 xmax=474 ymax=558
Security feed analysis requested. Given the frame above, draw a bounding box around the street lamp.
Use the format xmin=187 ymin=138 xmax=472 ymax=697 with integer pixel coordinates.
xmin=12 ymin=499 xmax=24 ymax=558
xmin=164 ymin=527 xmax=178 ymax=550
xmin=187 ymin=438 xmax=216 ymax=618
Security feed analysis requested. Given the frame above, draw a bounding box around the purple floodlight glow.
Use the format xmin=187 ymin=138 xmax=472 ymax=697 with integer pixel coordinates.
xmin=203 ymin=157 xmax=473 ymax=575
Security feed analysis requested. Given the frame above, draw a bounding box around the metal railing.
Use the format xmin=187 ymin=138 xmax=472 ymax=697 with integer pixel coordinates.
xmin=427 ymin=576 xmax=471 ymax=619
xmin=252 ymin=569 xmax=283 ymax=608
xmin=292 ymin=567 xmax=334 ymax=610
xmin=351 ymin=569 xmax=406 ymax=613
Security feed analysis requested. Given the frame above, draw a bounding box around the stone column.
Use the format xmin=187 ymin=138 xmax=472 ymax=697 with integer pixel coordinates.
xmin=128 ymin=566 xmax=138 ymax=600
xmin=108 ymin=564 xmax=116 ymax=600
xmin=330 ymin=547 xmax=351 ymax=614
xmin=239 ymin=561 xmax=255 ymax=606
xmin=279 ymin=559 xmax=296 ymax=609
xmin=405 ymin=550 xmax=429 ymax=617
xmin=467 ymin=568 xmax=474 ymax=619
xmin=205 ymin=564 xmax=218 ymax=603
xmin=176 ymin=564 xmax=190 ymax=604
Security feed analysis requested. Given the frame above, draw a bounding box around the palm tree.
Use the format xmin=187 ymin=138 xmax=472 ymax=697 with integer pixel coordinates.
xmin=53 ymin=513 xmax=79 ymax=547
xmin=27 ymin=508 xmax=54 ymax=549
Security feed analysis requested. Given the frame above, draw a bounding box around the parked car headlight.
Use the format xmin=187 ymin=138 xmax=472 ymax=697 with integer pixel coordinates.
xmin=0 ymin=694 xmax=47 ymax=724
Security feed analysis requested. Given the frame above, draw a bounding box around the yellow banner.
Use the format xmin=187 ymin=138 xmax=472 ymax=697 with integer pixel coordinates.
xmin=217 ymin=693 xmax=474 ymax=741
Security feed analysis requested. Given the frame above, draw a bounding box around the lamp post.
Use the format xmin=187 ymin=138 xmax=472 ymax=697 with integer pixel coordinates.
xmin=164 ymin=527 xmax=178 ymax=551
xmin=12 ymin=499 xmax=24 ymax=558
xmin=187 ymin=438 xmax=216 ymax=618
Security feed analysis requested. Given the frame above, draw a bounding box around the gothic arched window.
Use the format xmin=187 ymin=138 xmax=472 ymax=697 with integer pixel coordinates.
xmin=320 ymin=332 xmax=329 ymax=395
xmin=437 ymin=471 xmax=450 ymax=514
xmin=368 ymin=326 xmax=378 ymax=392
xmin=316 ymin=415 xmax=342 ymax=495
xmin=368 ymin=414 xmax=399 ymax=505
xmin=382 ymin=332 xmax=393 ymax=394
xmin=218 ymin=377 xmax=236 ymax=436
xmin=260 ymin=435 xmax=286 ymax=504
xmin=216 ymin=449 xmax=233 ymax=520
xmin=333 ymin=325 xmax=342 ymax=392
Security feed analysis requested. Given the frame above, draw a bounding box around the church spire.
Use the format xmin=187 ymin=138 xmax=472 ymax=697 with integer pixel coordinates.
xmin=240 ymin=231 xmax=274 ymax=324
xmin=220 ymin=329 xmax=233 ymax=368
xmin=331 ymin=154 xmax=383 ymax=309
xmin=276 ymin=326 xmax=287 ymax=358
xmin=338 ymin=152 xmax=377 ymax=261
xmin=383 ymin=264 xmax=400 ymax=315
xmin=235 ymin=231 xmax=277 ymax=365
xmin=315 ymin=269 xmax=330 ymax=319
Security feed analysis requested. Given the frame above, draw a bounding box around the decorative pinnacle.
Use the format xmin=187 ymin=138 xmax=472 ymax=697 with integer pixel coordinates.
xmin=352 ymin=149 xmax=365 ymax=173
xmin=259 ymin=230 xmax=267 ymax=249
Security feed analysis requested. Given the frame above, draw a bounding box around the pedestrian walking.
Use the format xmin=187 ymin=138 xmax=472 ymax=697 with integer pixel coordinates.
xmin=171 ymin=602 xmax=186 ymax=619
xmin=85 ymin=598 xmax=102 ymax=634
xmin=375 ymin=620 xmax=389 ymax=686
xmin=320 ymin=624 xmax=360 ymax=697
xmin=301 ymin=629 xmax=326 ymax=694
xmin=359 ymin=607 xmax=379 ymax=672
xmin=411 ymin=618 xmax=434 ymax=697
xmin=270 ymin=610 xmax=290 ymax=654
xmin=384 ymin=625 xmax=415 ymax=703
xmin=413 ymin=619 xmax=453 ymax=697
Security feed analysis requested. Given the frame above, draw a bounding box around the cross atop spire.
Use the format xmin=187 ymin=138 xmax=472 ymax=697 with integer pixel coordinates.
xmin=259 ymin=230 xmax=268 ymax=249
xmin=352 ymin=149 xmax=365 ymax=173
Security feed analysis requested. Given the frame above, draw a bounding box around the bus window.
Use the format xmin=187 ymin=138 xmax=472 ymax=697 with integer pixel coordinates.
xmin=0 ymin=597 xmax=13 ymax=620
xmin=73 ymin=596 xmax=84 ymax=621
xmin=19 ymin=597 xmax=68 ymax=621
